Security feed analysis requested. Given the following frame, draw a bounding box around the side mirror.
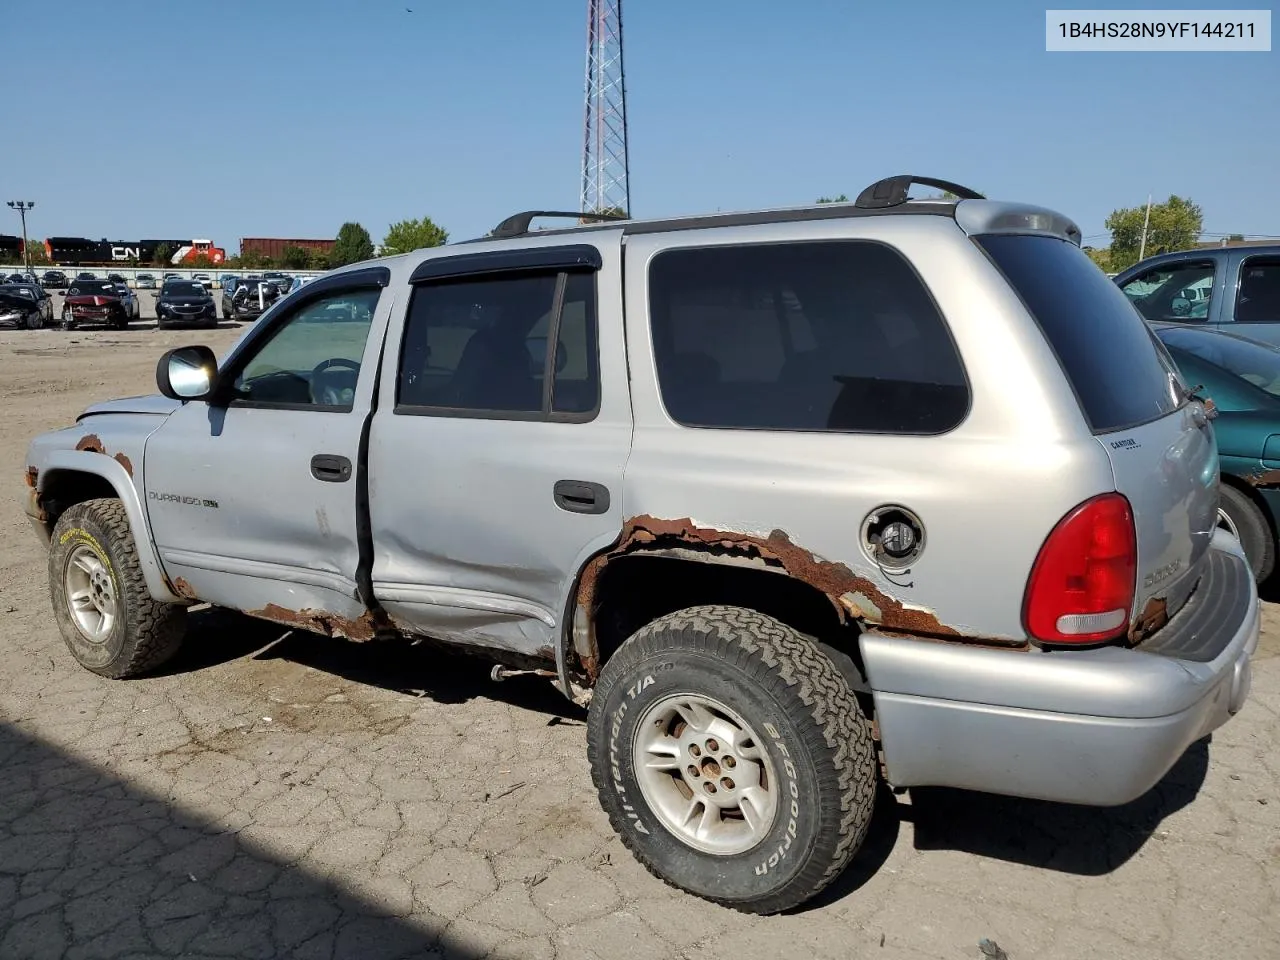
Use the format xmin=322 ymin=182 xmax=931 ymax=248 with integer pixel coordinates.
xmin=157 ymin=345 xmax=218 ymax=401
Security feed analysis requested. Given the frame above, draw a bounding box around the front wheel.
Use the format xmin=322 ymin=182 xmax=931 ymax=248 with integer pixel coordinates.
xmin=61 ymin=310 xmax=75 ymax=331
xmin=48 ymin=498 xmax=186 ymax=678
xmin=586 ymin=605 xmax=876 ymax=914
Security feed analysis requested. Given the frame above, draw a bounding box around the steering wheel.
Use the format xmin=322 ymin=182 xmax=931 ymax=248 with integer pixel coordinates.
xmin=310 ymin=357 xmax=361 ymax=406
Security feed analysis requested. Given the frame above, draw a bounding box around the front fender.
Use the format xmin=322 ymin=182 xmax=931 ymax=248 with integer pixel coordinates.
xmin=35 ymin=450 xmax=184 ymax=604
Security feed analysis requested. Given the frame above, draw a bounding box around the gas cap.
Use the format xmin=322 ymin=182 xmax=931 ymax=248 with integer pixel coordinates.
xmin=860 ymin=505 xmax=926 ymax=570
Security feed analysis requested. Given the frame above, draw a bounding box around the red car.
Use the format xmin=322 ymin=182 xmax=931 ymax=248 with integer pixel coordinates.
xmin=61 ymin=279 xmax=130 ymax=331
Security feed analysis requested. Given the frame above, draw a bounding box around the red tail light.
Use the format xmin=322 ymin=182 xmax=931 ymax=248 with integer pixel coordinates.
xmin=1023 ymin=493 xmax=1136 ymax=645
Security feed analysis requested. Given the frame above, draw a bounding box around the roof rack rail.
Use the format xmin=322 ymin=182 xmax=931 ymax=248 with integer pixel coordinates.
xmin=488 ymin=209 xmax=628 ymax=240
xmin=854 ymin=175 xmax=985 ymax=210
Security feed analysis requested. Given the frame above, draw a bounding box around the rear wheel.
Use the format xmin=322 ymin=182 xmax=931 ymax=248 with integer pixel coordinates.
xmin=1218 ymin=484 xmax=1275 ymax=582
xmin=48 ymin=498 xmax=186 ymax=678
xmin=586 ymin=605 xmax=876 ymax=914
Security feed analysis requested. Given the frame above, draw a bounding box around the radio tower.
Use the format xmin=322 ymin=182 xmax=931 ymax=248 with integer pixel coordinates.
xmin=580 ymin=0 xmax=630 ymax=218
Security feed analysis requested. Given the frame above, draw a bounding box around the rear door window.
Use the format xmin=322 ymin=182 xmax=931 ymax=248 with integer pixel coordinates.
xmin=1235 ymin=257 xmax=1280 ymax=323
xmin=646 ymin=240 xmax=969 ymax=434
xmin=977 ymin=235 xmax=1182 ymax=433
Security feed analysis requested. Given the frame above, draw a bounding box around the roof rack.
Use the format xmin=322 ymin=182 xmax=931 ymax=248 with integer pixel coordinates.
xmin=487 ymin=209 xmax=628 ymax=241
xmin=854 ymin=175 xmax=984 ymax=209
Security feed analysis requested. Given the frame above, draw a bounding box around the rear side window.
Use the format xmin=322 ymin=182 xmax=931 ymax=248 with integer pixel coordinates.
xmin=977 ymin=235 xmax=1181 ymax=433
xmin=647 ymin=240 xmax=968 ymax=433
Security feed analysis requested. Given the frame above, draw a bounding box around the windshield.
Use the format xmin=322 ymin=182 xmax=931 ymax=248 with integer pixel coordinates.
xmin=1156 ymin=326 xmax=1280 ymax=399
xmin=69 ymin=281 xmax=117 ymax=295
xmin=163 ymin=282 xmax=207 ymax=298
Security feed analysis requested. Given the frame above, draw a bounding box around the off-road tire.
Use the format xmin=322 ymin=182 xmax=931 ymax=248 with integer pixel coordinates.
xmin=1219 ymin=484 xmax=1275 ymax=583
xmin=586 ymin=604 xmax=876 ymax=914
xmin=48 ymin=498 xmax=186 ymax=678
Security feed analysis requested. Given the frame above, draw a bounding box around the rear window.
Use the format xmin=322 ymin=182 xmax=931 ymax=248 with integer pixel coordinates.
xmin=647 ymin=240 xmax=969 ymax=434
xmin=976 ymin=235 xmax=1182 ymax=433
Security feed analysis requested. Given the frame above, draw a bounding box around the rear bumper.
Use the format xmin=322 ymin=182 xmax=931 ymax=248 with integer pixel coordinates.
xmin=862 ymin=530 xmax=1259 ymax=806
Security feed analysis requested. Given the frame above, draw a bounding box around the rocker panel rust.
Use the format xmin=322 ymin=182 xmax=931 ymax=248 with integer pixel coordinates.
xmin=571 ymin=515 xmax=995 ymax=680
xmin=246 ymin=603 xmax=385 ymax=643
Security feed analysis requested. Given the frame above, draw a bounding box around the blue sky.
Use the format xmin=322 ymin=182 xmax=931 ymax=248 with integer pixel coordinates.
xmin=2 ymin=0 xmax=1276 ymax=253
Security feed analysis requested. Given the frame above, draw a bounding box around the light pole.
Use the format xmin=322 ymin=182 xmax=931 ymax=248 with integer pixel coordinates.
xmin=7 ymin=201 xmax=35 ymax=277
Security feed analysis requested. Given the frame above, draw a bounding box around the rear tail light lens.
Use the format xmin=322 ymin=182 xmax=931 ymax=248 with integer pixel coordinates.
xmin=1023 ymin=493 xmax=1136 ymax=645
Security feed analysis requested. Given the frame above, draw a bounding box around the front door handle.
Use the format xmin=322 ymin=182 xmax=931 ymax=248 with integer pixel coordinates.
xmin=311 ymin=454 xmax=352 ymax=483
xmin=554 ymin=480 xmax=610 ymax=515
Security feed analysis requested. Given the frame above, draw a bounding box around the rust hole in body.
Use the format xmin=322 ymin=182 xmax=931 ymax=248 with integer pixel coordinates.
xmin=172 ymin=577 xmax=197 ymax=601
xmin=1243 ymin=469 xmax=1280 ymax=488
xmin=24 ymin=466 xmax=38 ymax=488
xmin=73 ymin=434 xmax=133 ymax=477
xmin=247 ymin=602 xmax=385 ymax=643
xmin=1129 ymin=596 xmax=1168 ymax=644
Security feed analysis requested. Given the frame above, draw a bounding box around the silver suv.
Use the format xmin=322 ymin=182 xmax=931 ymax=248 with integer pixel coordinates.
xmin=22 ymin=176 xmax=1259 ymax=914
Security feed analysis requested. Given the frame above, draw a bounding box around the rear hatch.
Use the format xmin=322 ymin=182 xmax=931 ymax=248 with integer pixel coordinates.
xmin=977 ymin=234 xmax=1219 ymax=635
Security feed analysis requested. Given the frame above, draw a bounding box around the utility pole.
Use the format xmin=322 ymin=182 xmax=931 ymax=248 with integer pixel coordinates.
xmin=7 ymin=200 xmax=35 ymax=277
xmin=1137 ymin=194 xmax=1152 ymax=263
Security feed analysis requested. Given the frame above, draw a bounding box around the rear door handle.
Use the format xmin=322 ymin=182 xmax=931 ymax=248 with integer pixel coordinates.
xmin=311 ymin=454 xmax=352 ymax=483
xmin=554 ymin=480 xmax=610 ymax=515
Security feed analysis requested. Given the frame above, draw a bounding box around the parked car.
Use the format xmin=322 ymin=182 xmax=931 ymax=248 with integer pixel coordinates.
xmin=155 ymin=279 xmax=218 ymax=329
xmin=287 ymin=275 xmax=316 ymax=295
xmin=110 ymin=280 xmax=140 ymax=319
xmin=74 ymin=272 xmax=98 ymax=282
xmin=60 ymin=278 xmax=130 ymax=330
xmin=135 ymin=273 xmax=157 ymax=290
xmin=193 ymin=273 xmax=214 ymax=290
xmin=41 ymin=270 xmax=69 ymax=289
xmin=4 ymin=273 xmax=26 ymax=284
xmin=1152 ymin=321 xmax=1280 ymax=582
xmin=0 ymin=281 xmax=53 ymax=329
xmin=107 ymin=272 xmax=127 ymax=285
xmin=22 ymin=177 xmax=1259 ymax=915
xmin=220 ymin=275 xmax=280 ymax=321
xmin=1115 ymin=244 xmax=1280 ymax=346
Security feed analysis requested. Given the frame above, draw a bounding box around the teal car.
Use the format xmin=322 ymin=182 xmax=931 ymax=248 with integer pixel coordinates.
xmin=1153 ymin=321 xmax=1280 ymax=582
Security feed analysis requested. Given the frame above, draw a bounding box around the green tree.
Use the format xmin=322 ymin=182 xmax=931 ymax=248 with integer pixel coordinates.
xmin=152 ymin=242 xmax=173 ymax=267
xmin=330 ymin=222 xmax=375 ymax=267
xmin=280 ymin=245 xmax=312 ymax=269
xmin=24 ymin=242 xmax=51 ymax=266
xmin=1105 ymin=196 xmax=1203 ymax=272
xmin=816 ymin=194 xmax=848 ymax=204
xmin=380 ymin=216 xmax=448 ymax=256
xmin=1082 ymin=246 xmax=1112 ymax=272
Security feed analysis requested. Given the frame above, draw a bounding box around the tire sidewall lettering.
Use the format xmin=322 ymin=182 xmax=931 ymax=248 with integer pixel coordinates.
xmin=603 ymin=657 xmax=815 ymax=889
xmin=58 ymin=525 xmax=116 ymax=582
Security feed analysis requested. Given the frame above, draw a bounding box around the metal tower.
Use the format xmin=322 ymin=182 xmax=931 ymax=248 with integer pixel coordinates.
xmin=580 ymin=0 xmax=630 ymax=218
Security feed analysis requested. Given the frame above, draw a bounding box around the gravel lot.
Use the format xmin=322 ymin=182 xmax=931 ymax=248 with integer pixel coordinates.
xmin=0 ymin=324 xmax=1278 ymax=960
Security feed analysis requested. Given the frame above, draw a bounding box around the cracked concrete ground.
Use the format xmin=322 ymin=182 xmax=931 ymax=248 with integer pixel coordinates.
xmin=1 ymin=326 xmax=1278 ymax=960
